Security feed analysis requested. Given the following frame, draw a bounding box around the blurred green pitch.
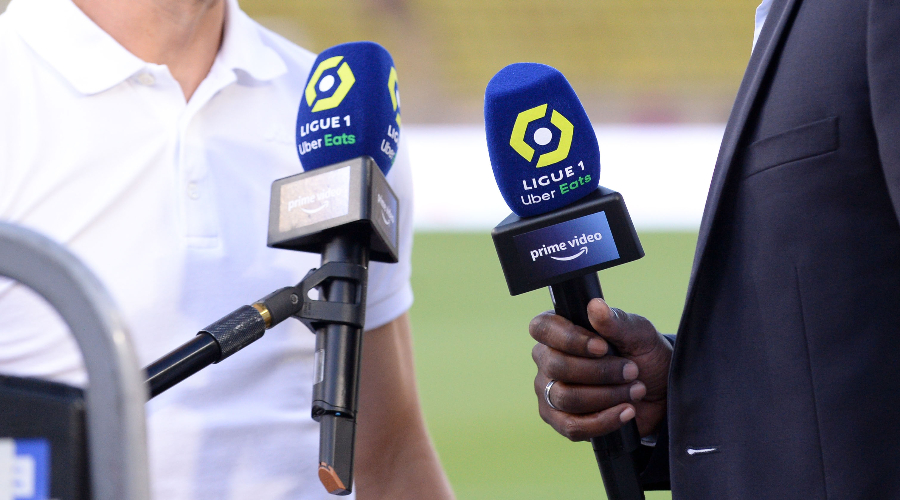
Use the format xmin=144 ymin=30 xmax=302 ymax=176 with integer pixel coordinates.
xmin=409 ymin=231 xmax=698 ymax=500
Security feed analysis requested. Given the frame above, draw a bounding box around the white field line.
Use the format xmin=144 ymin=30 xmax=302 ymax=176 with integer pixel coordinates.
xmin=406 ymin=124 xmax=723 ymax=231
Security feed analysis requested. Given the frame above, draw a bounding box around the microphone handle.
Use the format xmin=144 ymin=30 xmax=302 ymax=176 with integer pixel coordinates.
xmin=549 ymin=275 xmax=645 ymax=500
xmin=314 ymin=231 xmax=370 ymax=495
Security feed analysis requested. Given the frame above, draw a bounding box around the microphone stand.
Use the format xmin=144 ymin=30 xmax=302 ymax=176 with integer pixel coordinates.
xmin=143 ymin=259 xmax=367 ymax=400
xmin=146 ymin=156 xmax=397 ymax=496
xmin=143 ymin=256 xmax=369 ymax=494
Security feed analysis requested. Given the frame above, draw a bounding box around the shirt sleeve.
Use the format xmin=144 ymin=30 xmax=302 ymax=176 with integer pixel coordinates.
xmin=362 ymin=138 xmax=415 ymax=331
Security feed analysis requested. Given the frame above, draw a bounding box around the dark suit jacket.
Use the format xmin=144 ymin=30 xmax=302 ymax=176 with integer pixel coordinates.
xmin=641 ymin=0 xmax=900 ymax=497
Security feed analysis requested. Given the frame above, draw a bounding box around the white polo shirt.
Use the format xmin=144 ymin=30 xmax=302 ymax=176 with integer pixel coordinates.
xmin=0 ymin=0 xmax=414 ymax=498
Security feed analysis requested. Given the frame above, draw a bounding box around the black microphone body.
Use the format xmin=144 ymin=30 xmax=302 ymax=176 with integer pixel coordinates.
xmin=550 ymin=275 xmax=644 ymax=500
xmin=312 ymin=232 xmax=370 ymax=495
xmin=268 ymin=156 xmax=400 ymax=495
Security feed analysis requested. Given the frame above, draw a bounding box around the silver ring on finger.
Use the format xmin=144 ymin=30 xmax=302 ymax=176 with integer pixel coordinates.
xmin=544 ymin=379 xmax=560 ymax=411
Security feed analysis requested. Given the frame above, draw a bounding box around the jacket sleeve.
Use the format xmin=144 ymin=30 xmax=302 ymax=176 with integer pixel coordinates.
xmin=635 ymin=417 xmax=671 ymax=490
xmin=868 ymin=0 xmax=900 ymax=223
xmin=634 ymin=333 xmax=676 ymax=490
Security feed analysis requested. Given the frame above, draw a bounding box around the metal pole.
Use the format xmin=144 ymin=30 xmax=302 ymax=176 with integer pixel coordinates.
xmin=0 ymin=222 xmax=151 ymax=500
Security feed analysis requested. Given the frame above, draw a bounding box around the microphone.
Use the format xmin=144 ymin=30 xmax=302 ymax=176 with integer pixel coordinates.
xmin=295 ymin=41 xmax=401 ymax=172
xmin=486 ymin=63 xmax=646 ymax=500
xmin=485 ymin=62 xmax=600 ymax=218
xmin=268 ymin=41 xmax=402 ymax=495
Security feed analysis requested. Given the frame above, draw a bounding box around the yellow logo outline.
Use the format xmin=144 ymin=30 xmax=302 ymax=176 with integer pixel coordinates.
xmin=509 ymin=104 xmax=574 ymax=168
xmin=305 ymin=56 xmax=356 ymax=112
xmin=388 ymin=67 xmax=402 ymax=127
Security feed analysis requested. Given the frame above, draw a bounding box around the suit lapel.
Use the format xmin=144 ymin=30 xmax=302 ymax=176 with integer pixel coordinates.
xmin=678 ymin=0 xmax=802 ymax=329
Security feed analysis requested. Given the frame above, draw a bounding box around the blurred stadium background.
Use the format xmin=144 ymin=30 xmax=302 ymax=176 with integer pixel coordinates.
xmin=0 ymin=0 xmax=761 ymax=498
xmin=241 ymin=0 xmax=757 ymax=124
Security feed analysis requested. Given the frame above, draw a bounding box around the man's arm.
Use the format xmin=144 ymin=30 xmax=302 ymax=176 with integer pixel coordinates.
xmin=354 ymin=312 xmax=455 ymax=499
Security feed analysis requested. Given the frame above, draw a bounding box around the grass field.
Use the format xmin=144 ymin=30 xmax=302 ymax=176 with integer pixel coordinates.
xmin=408 ymin=231 xmax=698 ymax=500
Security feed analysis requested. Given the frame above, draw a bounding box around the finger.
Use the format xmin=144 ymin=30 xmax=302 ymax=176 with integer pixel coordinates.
xmin=538 ymin=401 xmax=636 ymax=442
xmin=533 ymin=343 xmax=638 ymax=385
xmin=535 ymin=375 xmax=646 ymax=415
xmin=586 ymin=299 xmax=658 ymax=356
xmin=529 ymin=311 xmax=608 ymax=358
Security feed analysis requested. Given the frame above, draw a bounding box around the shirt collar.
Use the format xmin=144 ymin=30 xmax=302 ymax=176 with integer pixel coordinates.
xmin=753 ymin=0 xmax=774 ymax=50
xmin=6 ymin=0 xmax=287 ymax=96
xmin=7 ymin=0 xmax=145 ymax=95
xmin=218 ymin=0 xmax=287 ymax=83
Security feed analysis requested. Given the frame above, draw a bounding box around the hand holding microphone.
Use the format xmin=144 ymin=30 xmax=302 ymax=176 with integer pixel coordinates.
xmin=486 ymin=63 xmax=654 ymax=499
xmin=529 ymin=299 xmax=671 ymax=442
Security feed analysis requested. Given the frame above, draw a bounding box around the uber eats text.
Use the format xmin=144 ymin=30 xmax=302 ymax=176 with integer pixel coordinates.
xmin=520 ymin=161 xmax=592 ymax=206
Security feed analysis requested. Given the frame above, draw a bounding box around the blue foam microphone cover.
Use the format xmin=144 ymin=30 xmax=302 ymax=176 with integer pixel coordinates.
xmin=296 ymin=41 xmax=402 ymax=175
xmin=484 ymin=63 xmax=600 ymax=217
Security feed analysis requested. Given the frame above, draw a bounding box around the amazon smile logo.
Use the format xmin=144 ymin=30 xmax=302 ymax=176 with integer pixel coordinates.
xmin=376 ymin=193 xmax=396 ymax=226
xmin=300 ymin=200 xmax=329 ymax=214
xmin=551 ymin=247 xmax=588 ymax=261
xmin=528 ymin=232 xmax=604 ymax=262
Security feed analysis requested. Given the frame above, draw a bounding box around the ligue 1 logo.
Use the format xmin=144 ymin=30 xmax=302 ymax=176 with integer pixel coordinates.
xmin=388 ymin=67 xmax=401 ymax=127
xmin=305 ymin=56 xmax=356 ymax=112
xmin=509 ymin=104 xmax=574 ymax=168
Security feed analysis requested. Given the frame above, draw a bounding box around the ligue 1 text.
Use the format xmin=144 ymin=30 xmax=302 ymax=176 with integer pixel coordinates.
xmin=387 ymin=124 xmax=400 ymax=142
xmin=297 ymin=115 xmax=352 ymax=137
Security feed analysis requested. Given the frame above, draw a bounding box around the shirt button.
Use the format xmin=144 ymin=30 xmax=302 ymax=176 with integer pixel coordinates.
xmin=136 ymin=73 xmax=156 ymax=86
xmin=187 ymin=182 xmax=200 ymax=200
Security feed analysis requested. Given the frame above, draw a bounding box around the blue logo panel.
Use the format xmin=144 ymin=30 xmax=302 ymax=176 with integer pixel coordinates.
xmin=513 ymin=211 xmax=619 ymax=283
xmin=1 ymin=438 xmax=50 ymax=500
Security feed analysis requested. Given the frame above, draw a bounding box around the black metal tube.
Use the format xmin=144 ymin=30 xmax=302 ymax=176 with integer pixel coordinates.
xmin=550 ymin=274 xmax=645 ymax=500
xmin=144 ymin=333 xmax=220 ymax=400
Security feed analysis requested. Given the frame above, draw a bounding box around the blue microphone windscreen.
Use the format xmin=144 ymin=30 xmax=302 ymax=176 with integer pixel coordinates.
xmin=484 ymin=63 xmax=600 ymax=217
xmin=296 ymin=41 xmax=401 ymax=175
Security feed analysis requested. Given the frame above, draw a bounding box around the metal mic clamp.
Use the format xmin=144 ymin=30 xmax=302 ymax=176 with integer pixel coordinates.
xmin=144 ymin=261 xmax=368 ymax=398
xmin=143 ymin=251 xmax=379 ymax=496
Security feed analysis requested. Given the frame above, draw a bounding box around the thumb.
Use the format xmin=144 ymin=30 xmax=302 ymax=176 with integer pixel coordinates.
xmin=586 ymin=298 xmax=657 ymax=357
